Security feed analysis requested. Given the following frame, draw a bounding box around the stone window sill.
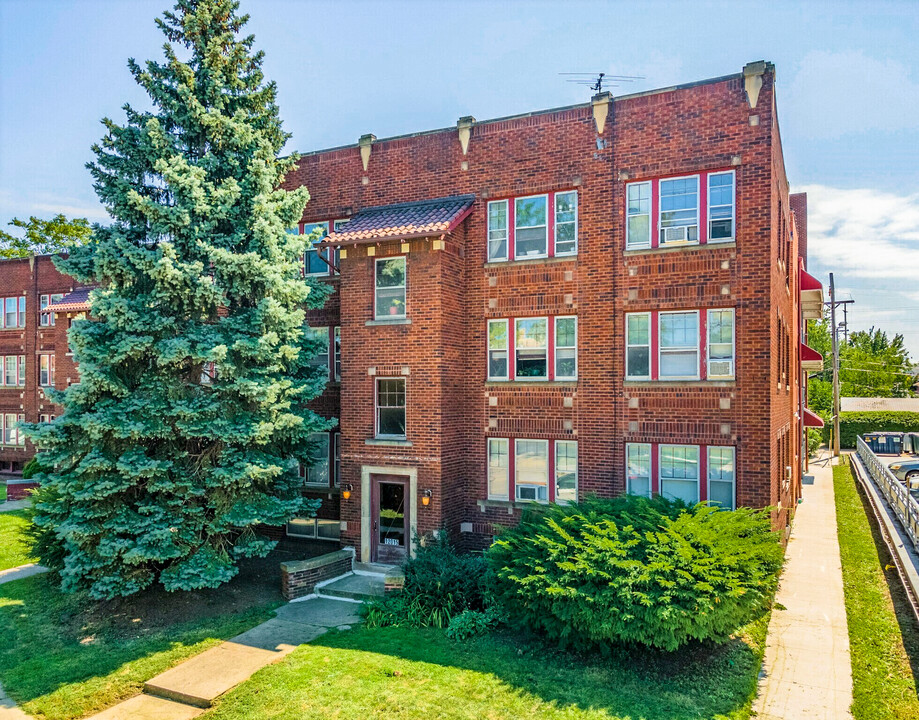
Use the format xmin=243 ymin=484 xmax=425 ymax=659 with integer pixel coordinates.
xmin=365 ymin=318 xmax=411 ymax=326
xmin=484 ymin=380 xmax=578 ymax=388
xmin=365 ymin=438 xmax=413 ymax=447
xmin=623 ymin=379 xmax=736 ymax=388
xmin=623 ymin=241 xmax=735 ymax=257
xmin=484 ymin=255 xmax=577 ymax=269
xmin=476 ymin=498 xmax=549 ymax=514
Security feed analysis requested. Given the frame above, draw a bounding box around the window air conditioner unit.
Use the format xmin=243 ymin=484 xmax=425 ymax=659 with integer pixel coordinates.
xmin=709 ymin=360 xmax=733 ymax=378
xmin=517 ymin=485 xmax=540 ymax=501
xmin=660 ymin=225 xmax=698 ymax=244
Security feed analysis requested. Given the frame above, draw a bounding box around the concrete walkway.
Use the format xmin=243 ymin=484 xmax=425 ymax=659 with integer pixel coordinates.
xmin=0 ymin=564 xmax=47 ymax=586
xmin=0 ymin=681 xmax=30 ymax=720
xmin=0 ymin=500 xmax=28 ymax=513
xmin=753 ymin=453 xmax=854 ymax=719
xmin=86 ymin=572 xmax=378 ymax=719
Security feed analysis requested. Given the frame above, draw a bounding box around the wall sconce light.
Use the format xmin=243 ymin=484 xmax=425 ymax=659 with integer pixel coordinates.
xmin=421 ymin=489 xmax=433 ymax=507
xmin=342 ymin=483 xmax=353 ymax=500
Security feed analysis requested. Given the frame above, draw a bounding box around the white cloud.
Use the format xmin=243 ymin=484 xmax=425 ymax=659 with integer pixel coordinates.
xmin=785 ymin=51 xmax=919 ymax=139
xmin=801 ymin=183 xmax=919 ymax=280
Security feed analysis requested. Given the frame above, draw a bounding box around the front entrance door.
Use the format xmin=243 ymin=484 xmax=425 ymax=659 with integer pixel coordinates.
xmin=371 ymin=474 xmax=409 ymax=564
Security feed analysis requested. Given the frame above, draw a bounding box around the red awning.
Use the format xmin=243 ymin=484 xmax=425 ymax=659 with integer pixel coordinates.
xmin=803 ymin=408 xmax=825 ymax=428
xmin=800 ymin=267 xmax=822 ymax=292
xmin=801 ymin=341 xmax=824 ymax=371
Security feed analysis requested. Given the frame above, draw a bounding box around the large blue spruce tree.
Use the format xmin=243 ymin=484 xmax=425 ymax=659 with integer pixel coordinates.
xmin=26 ymin=0 xmax=331 ymax=598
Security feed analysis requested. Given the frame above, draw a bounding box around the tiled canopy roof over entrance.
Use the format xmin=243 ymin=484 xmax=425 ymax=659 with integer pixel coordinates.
xmin=46 ymin=287 xmax=92 ymax=313
xmin=321 ymin=195 xmax=476 ymax=246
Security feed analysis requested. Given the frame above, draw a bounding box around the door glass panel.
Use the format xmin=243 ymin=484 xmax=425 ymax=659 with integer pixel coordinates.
xmin=378 ymin=483 xmax=406 ymax=547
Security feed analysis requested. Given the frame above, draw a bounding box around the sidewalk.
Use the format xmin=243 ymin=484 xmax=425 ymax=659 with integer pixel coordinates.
xmin=753 ymin=453 xmax=853 ymax=719
xmin=0 ymin=564 xmax=47 ymax=586
xmin=0 ymin=500 xmax=29 ymax=513
xmin=87 ymin=573 xmax=377 ymax=719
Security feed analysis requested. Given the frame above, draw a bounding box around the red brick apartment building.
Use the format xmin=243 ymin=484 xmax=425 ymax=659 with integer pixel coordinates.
xmin=1 ymin=61 xmax=825 ymax=562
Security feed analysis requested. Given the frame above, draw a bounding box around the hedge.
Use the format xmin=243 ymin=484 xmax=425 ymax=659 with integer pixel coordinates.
xmin=826 ymin=411 xmax=919 ymax=448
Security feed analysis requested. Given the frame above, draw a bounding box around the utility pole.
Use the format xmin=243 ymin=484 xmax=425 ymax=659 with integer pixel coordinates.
xmin=830 ymin=273 xmax=841 ymax=457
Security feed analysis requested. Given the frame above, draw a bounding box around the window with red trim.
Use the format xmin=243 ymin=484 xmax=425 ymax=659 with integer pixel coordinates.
xmin=487 ymin=316 xmax=577 ymax=381
xmin=625 ymin=170 xmax=735 ymax=250
xmin=625 ymin=309 xmax=734 ymax=381
xmin=487 ymin=437 xmax=578 ymax=503
xmin=625 ymin=441 xmax=736 ymax=509
xmin=486 ymin=190 xmax=578 ymax=262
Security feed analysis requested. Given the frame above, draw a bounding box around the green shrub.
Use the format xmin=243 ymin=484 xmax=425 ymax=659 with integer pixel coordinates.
xmin=21 ymin=457 xmax=47 ymax=480
xmin=23 ymin=483 xmax=66 ymax=571
xmin=445 ymin=608 xmax=500 ymax=641
xmin=487 ymin=495 xmax=783 ymax=652
xmin=807 ymin=428 xmax=823 ymax=457
xmin=361 ymin=593 xmax=452 ymax=629
xmin=825 ymin=411 xmax=919 ymax=448
xmin=360 ymin=532 xmax=495 ymax=629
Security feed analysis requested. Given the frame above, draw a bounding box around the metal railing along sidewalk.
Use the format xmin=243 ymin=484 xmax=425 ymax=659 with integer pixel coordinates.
xmin=856 ymin=436 xmax=919 ymax=553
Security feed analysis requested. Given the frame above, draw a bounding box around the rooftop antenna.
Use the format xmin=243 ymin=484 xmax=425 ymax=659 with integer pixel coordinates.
xmin=559 ymin=72 xmax=644 ymax=96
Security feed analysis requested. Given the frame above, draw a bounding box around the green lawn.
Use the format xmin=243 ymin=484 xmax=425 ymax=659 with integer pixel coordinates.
xmin=0 ymin=510 xmax=35 ymax=571
xmin=205 ymin=618 xmax=770 ymax=720
xmin=835 ymin=461 xmax=919 ymax=719
xmin=0 ymin=558 xmax=285 ymax=720
xmin=0 ymin=482 xmax=7 ymax=502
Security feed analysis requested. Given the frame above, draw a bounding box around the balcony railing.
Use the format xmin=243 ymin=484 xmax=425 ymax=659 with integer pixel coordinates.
xmin=856 ymin=435 xmax=919 ymax=553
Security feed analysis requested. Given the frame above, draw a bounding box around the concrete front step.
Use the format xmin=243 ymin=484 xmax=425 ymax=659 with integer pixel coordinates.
xmin=316 ymin=572 xmax=384 ymax=602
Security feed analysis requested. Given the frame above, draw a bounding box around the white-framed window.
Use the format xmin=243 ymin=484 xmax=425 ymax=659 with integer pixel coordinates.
xmin=659 ymin=176 xmax=699 ymax=245
xmin=39 ymin=354 xmax=55 ymax=387
xmin=375 ymin=257 xmax=406 ymax=319
xmin=376 ymin=377 xmax=406 ymax=439
xmin=2 ymin=297 xmax=25 ymax=329
xmin=18 ymin=355 xmax=24 ymax=386
xmin=515 ymin=317 xmax=548 ymax=380
xmin=333 ymin=432 xmax=341 ymax=486
xmin=626 ymin=443 xmax=652 ymax=498
xmin=2 ymin=413 xmax=21 ymax=446
xmin=626 ymin=312 xmax=651 ymax=379
xmin=303 ymin=221 xmax=330 ymax=276
xmin=707 ymin=171 xmax=735 ymax=242
xmin=626 ymin=181 xmax=652 ymax=249
xmin=554 ymin=316 xmax=577 ymax=380
xmin=39 ymin=414 xmax=55 ymax=424
xmin=332 ymin=219 xmax=350 ymax=272
xmin=487 ymin=319 xmax=509 ymax=380
xmin=333 ymin=326 xmax=341 ymax=381
xmin=659 ymin=311 xmax=699 ymax=380
xmin=307 ymin=325 xmax=330 ymax=374
xmin=487 ymin=437 xmax=510 ymax=501
xmin=707 ymin=309 xmax=735 ymax=379
xmin=304 ymin=432 xmax=331 ymax=486
xmin=487 ymin=200 xmax=509 ymax=262
xmin=3 ymin=356 xmax=16 ymax=386
xmin=514 ymin=195 xmax=548 ymax=259
xmin=555 ymin=440 xmax=577 ymax=503
xmin=515 ymin=438 xmax=548 ymax=502
xmin=554 ymin=191 xmax=578 ymax=256
xmin=40 ymin=294 xmax=64 ymax=327
xmin=659 ymin=444 xmax=699 ymax=505
xmin=286 ymin=517 xmax=341 ymax=541
xmin=707 ymin=446 xmax=736 ymax=509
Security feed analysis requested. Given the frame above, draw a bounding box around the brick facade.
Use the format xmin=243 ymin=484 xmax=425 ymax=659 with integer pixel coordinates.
xmin=2 ymin=63 xmax=819 ymax=560
xmin=0 ymin=255 xmax=78 ymax=491
xmin=284 ymin=61 xmax=817 ymax=557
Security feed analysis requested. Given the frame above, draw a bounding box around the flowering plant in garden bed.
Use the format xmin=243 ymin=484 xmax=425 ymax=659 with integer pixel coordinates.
xmin=487 ymin=495 xmax=783 ymax=652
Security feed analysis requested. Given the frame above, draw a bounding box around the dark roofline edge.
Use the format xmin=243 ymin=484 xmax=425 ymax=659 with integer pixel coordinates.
xmin=288 ymin=71 xmax=745 ymax=160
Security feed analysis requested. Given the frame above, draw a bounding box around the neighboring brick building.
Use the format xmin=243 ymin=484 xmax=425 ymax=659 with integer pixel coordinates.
xmin=2 ymin=62 xmax=825 ymax=564
xmin=0 ymin=255 xmax=85 ymax=499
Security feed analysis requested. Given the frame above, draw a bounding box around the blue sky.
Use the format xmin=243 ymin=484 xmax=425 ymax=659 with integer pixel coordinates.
xmin=2 ymin=0 xmax=919 ymax=350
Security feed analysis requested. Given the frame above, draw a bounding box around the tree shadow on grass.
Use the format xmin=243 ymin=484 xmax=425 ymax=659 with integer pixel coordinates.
xmin=306 ymin=620 xmax=766 ymax=720
xmin=0 ymin=553 xmax=287 ymax=714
